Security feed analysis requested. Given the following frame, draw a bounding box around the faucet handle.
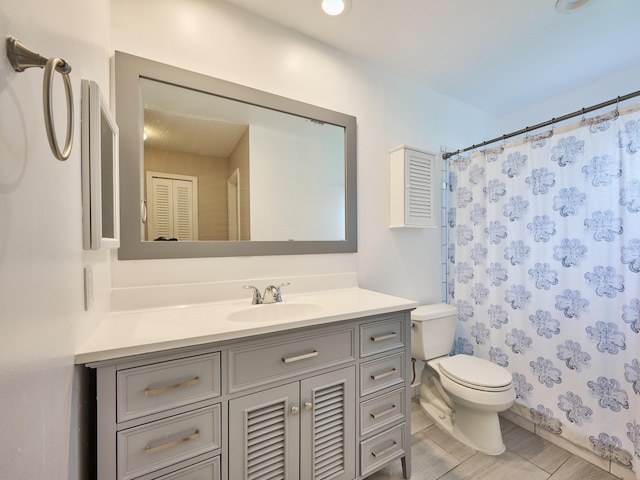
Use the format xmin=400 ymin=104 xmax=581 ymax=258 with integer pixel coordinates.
xmin=262 ymin=282 xmax=290 ymax=304
xmin=242 ymin=285 xmax=262 ymax=304
xmin=274 ymin=282 xmax=290 ymax=302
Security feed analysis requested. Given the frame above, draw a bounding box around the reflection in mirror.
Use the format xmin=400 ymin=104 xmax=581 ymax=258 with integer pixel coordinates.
xmin=115 ymin=52 xmax=357 ymax=260
xmin=141 ymin=78 xmax=346 ymax=243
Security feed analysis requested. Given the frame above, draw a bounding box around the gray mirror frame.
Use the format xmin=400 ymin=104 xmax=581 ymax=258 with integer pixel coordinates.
xmin=114 ymin=52 xmax=357 ymax=260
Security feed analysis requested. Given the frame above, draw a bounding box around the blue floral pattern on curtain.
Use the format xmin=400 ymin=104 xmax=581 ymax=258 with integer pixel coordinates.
xmin=448 ymin=106 xmax=640 ymax=477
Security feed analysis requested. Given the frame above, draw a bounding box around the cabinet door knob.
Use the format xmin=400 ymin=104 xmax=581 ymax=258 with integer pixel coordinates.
xmin=305 ymin=402 xmax=313 ymax=410
xmin=291 ymin=406 xmax=299 ymax=415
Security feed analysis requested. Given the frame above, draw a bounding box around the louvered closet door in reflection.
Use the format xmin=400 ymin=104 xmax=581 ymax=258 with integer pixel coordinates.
xmin=229 ymin=382 xmax=300 ymax=479
xmin=147 ymin=172 xmax=198 ymax=241
xmin=300 ymin=367 xmax=355 ymax=480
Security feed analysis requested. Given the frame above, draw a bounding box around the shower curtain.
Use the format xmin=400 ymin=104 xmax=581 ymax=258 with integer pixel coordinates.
xmin=447 ymin=104 xmax=640 ymax=478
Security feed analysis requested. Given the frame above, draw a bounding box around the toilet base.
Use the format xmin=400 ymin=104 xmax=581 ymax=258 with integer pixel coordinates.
xmin=419 ymin=397 xmax=506 ymax=455
xmin=419 ymin=365 xmax=508 ymax=455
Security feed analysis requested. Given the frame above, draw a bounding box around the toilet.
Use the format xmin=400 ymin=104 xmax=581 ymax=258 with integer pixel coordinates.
xmin=411 ymin=304 xmax=515 ymax=455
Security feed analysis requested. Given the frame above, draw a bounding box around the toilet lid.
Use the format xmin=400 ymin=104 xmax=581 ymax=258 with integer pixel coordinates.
xmin=438 ymin=355 xmax=512 ymax=391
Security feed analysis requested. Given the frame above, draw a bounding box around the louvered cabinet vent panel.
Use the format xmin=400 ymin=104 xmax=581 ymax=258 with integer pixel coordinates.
xmin=154 ymin=181 xmax=172 ymax=237
xmin=174 ymin=182 xmax=194 ymax=241
xmin=246 ymin=402 xmax=287 ymax=480
xmin=389 ymin=145 xmax=436 ymax=228
xmin=407 ymin=154 xmax=432 ymax=220
xmin=313 ymin=383 xmax=346 ymax=479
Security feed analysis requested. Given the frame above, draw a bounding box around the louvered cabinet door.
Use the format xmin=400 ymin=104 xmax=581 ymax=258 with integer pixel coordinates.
xmin=300 ymin=367 xmax=356 ymax=480
xmin=229 ymin=382 xmax=300 ymax=479
xmin=389 ymin=146 xmax=436 ymax=228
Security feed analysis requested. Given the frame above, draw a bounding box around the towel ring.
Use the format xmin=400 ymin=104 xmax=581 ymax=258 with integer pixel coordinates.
xmin=43 ymin=57 xmax=74 ymax=160
xmin=6 ymin=37 xmax=74 ymax=161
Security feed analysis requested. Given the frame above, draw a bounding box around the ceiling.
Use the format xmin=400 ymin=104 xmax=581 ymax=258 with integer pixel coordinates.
xmin=221 ymin=0 xmax=640 ymax=116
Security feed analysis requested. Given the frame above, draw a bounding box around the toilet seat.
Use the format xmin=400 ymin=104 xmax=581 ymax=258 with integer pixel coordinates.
xmin=437 ymin=355 xmax=512 ymax=392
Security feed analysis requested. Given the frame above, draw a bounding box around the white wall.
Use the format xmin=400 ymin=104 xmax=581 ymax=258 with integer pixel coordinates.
xmin=500 ymin=64 xmax=640 ymax=135
xmin=249 ymin=123 xmax=345 ymax=241
xmin=0 ymin=1 xmax=112 ymax=479
xmin=110 ymin=0 xmax=499 ymax=304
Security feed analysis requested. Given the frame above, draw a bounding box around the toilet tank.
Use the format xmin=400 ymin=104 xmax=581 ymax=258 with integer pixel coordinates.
xmin=410 ymin=303 xmax=458 ymax=360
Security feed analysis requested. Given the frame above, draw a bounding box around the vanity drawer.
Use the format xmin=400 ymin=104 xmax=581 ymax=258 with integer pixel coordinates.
xmin=360 ymin=316 xmax=405 ymax=357
xmin=228 ymin=327 xmax=355 ymax=391
xmin=360 ymin=387 xmax=406 ymax=436
xmin=360 ymin=423 xmax=406 ymax=477
xmin=117 ymin=404 xmax=221 ymax=480
xmin=117 ymin=353 xmax=221 ymax=423
xmin=152 ymin=456 xmax=220 ymax=480
xmin=360 ymin=352 xmax=405 ymax=397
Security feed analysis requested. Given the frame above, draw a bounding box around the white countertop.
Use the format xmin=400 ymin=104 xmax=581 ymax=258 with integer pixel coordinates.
xmin=75 ymin=287 xmax=417 ymax=365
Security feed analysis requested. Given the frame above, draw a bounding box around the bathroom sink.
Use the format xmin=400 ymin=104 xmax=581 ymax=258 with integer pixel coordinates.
xmin=226 ymin=302 xmax=326 ymax=323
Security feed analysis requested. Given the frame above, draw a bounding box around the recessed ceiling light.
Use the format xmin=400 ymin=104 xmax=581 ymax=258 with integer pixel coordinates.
xmin=555 ymin=0 xmax=593 ymax=13
xmin=321 ymin=0 xmax=349 ymax=16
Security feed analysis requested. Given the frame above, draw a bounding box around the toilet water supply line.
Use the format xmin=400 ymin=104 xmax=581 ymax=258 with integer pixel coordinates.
xmin=5 ymin=36 xmax=74 ymax=161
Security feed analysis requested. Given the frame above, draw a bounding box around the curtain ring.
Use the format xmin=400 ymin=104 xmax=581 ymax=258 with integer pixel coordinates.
xmin=43 ymin=57 xmax=74 ymax=161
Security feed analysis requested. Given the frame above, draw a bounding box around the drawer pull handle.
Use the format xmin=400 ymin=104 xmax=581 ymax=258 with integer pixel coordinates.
xmin=371 ymin=441 xmax=398 ymax=458
xmin=282 ymin=350 xmax=318 ymax=363
xmin=145 ymin=430 xmax=200 ymax=456
xmin=370 ymin=404 xmax=397 ymax=419
xmin=144 ymin=377 xmax=200 ymax=396
xmin=371 ymin=332 xmax=397 ymax=342
xmin=371 ymin=368 xmax=396 ymax=381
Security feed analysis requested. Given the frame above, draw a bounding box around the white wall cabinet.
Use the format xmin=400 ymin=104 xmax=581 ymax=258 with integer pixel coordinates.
xmin=81 ymin=79 xmax=120 ymax=250
xmin=389 ymin=145 xmax=437 ymax=228
xmin=86 ymin=311 xmax=412 ymax=480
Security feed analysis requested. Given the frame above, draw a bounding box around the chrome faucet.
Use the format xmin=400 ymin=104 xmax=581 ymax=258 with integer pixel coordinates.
xmin=242 ymin=285 xmax=262 ymax=304
xmin=262 ymin=283 xmax=290 ymax=304
xmin=243 ymin=282 xmax=290 ymax=304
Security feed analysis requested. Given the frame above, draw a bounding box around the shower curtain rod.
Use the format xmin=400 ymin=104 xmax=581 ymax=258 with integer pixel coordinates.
xmin=442 ymin=88 xmax=640 ymax=160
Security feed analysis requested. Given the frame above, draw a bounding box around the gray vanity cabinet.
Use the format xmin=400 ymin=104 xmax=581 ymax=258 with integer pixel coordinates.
xmin=229 ymin=367 xmax=356 ymax=480
xmin=87 ymin=310 xmax=411 ymax=480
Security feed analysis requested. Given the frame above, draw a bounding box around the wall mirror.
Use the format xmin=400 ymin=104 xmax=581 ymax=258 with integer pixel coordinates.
xmin=115 ymin=52 xmax=357 ymax=260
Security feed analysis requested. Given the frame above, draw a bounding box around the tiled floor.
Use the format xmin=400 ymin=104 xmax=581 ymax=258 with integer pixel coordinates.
xmin=365 ymin=398 xmax=620 ymax=480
